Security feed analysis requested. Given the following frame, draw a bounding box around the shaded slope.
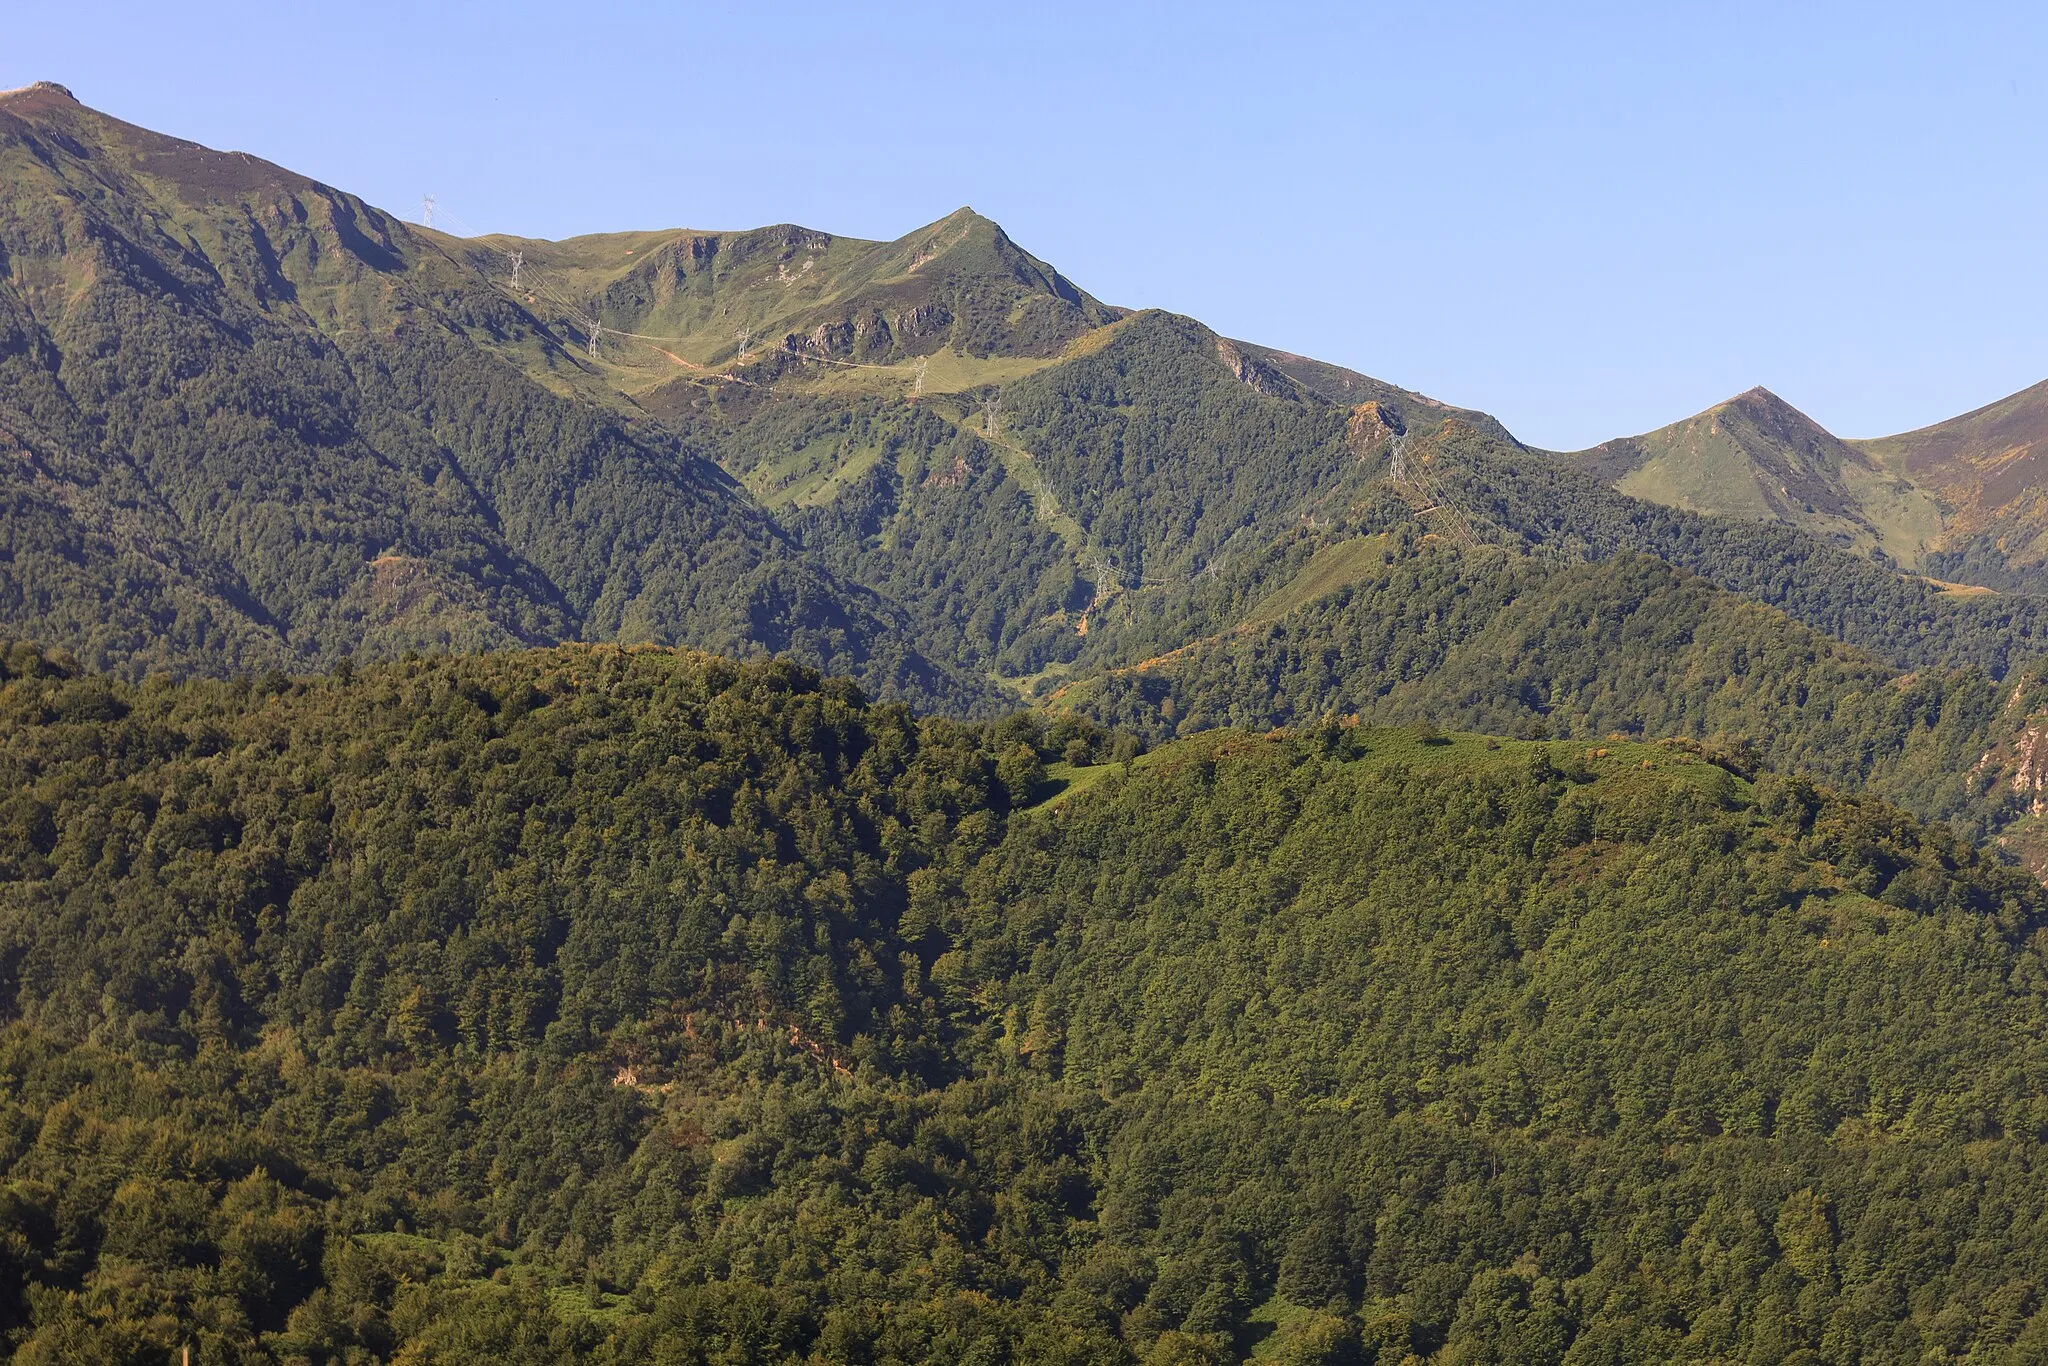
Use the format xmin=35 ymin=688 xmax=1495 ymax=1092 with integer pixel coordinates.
xmin=993 ymin=310 xmax=1486 ymax=586
xmin=659 ymin=308 xmax=1514 ymax=695
xmin=0 ymin=83 xmax=985 ymax=708
xmin=1412 ymin=417 xmax=2048 ymax=677
xmin=1054 ymin=535 xmax=2013 ymax=833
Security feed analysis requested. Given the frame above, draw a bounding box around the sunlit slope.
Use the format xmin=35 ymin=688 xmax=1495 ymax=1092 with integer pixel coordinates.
xmin=443 ymin=207 xmax=1123 ymax=401
xmin=9 ymin=645 xmax=2048 ymax=1359
xmin=1854 ymin=377 xmax=2048 ymax=590
xmin=660 ymin=307 xmax=1515 ymax=694
xmin=1566 ymin=386 xmax=1943 ymax=566
xmin=1568 ymin=375 xmax=2048 ymax=595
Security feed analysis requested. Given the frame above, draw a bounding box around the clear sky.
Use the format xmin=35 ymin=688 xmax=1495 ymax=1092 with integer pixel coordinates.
xmin=11 ymin=1 xmax=2047 ymax=449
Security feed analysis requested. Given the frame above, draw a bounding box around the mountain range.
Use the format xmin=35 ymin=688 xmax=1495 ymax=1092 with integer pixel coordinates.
xmin=19 ymin=77 xmax=2048 ymax=1363
xmin=17 ymin=76 xmax=2048 ymax=850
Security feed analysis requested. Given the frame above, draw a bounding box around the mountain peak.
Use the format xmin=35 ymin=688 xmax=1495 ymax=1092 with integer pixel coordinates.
xmin=1708 ymin=386 xmax=1832 ymax=437
xmin=0 ymin=81 xmax=80 ymax=117
xmin=1571 ymin=384 xmax=1942 ymax=565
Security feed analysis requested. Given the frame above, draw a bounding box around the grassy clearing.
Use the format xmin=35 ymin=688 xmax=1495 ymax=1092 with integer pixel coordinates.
xmin=1915 ymin=574 xmax=1999 ymax=598
xmin=1243 ymin=534 xmax=1393 ymax=625
xmin=1244 ymin=1292 xmax=1317 ymax=1358
xmin=790 ymin=347 xmax=1062 ymax=401
xmin=1026 ymin=754 xmax=1151 ymax=811
xmin=737 ymin=430 xmax=891 ymax=510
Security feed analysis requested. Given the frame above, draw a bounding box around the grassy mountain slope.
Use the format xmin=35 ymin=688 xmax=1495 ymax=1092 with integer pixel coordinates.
xmin=450 ymin=206 xmax=1122 ymax=405
xmin=3 ymin=84 xmax=1537 ymax=713
xmin=1569 ymin=375 xmax=2048 ymax=597
xmin=0 ymin=82 xmax=985 ymax=709
xmin=647 ymin=309 xmax=1514 ymax=696
xmin=6 ymin=647 xmax=2048 ymax=1360
xmin=1855 ymin=378 xmax=2048 ymax=590
xmin=1566 ymin=386 xmax=1943 ymax=566
xmin=986 ymin=410 xmax=2048 ymax=709
xmin=19 ymin=83 xmax=2048 ymax=746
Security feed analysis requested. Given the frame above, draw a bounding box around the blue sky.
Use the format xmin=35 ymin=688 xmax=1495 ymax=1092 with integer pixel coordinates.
xmin=11 ymin=1 xmax=2046 ymax=449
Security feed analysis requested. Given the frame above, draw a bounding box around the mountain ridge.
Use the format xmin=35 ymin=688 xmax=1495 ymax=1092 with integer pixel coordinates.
xmin=1853 ymin=377 xmax=2048 ymax=590
xmin=0 ymin=79 xmax=999 ymax=709
xmin=17 ymin=83 xmax=2048 ymax=731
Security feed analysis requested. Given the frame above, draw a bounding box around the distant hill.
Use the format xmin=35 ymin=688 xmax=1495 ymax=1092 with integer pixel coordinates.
xmin=1568 ymin=377 xmax=2048 ymax=596
xmin=1853 ymin=378 xmax=2048 ymax=590
xmin=1564 ymin=386 xmax=1944 ymax=566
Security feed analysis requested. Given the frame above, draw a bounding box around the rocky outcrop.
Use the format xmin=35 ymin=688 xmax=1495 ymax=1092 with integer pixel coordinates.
xmin=1216 ymin=340 xmax=1300 ymax=400
xmin=2010 ymin=722 xmax=2048 ymax=815
xmin=894 ymin=304 xmax=953 ymax=340
xmin=1346 ymin=400 xmax=1404 ymax=456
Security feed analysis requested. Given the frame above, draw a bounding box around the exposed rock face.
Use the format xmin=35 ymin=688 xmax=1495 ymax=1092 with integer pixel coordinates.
xmin=895 ymin=304 xmax=953 ymax=340
xmin=809 ymin=319 xmax=856 ymax=356
xmin=786 ymin=309 xmax=896 ymax=362
xmin=776 ymin=226 xmax=831 ymax=258
xmin=1215 ymin=339 xmax=1299 ymax=399
xmin=922 ymin=453 xmax=970 ymax=488
xmin=2011 ymin=723 xmax=2048 ymax=815
xmin=1347 ymin=400 xmax=1404 ymax=455
xmin=853 ymin=309 xmax=893 ymax=360
xmin=1959 ymin=675 xmax=2048 ymax=881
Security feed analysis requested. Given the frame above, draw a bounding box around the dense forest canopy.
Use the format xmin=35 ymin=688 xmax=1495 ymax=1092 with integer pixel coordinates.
xmin=2 ymin=646 xmax=2048 ymax=1362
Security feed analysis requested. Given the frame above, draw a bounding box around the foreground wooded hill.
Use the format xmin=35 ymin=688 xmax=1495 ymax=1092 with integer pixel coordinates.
xmin=5 ymin=645 xmax=2048 ymax=1363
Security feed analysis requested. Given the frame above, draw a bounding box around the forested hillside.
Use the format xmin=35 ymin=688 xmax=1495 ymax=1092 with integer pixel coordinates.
xmin=4 ymin=645 xmax=2048 ymax=1362
xmin=1057 ymin=535 xmax=2017 ymax=833
xmin=1382 ymin=419 xmax=2048 ymax=678
xmin=0 ymin=82 xmax=982 ymax=711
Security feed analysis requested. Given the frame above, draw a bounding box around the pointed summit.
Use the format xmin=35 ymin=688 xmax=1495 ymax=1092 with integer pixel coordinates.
xmin=1569 ymin=387 xmax=1944 ymax=566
